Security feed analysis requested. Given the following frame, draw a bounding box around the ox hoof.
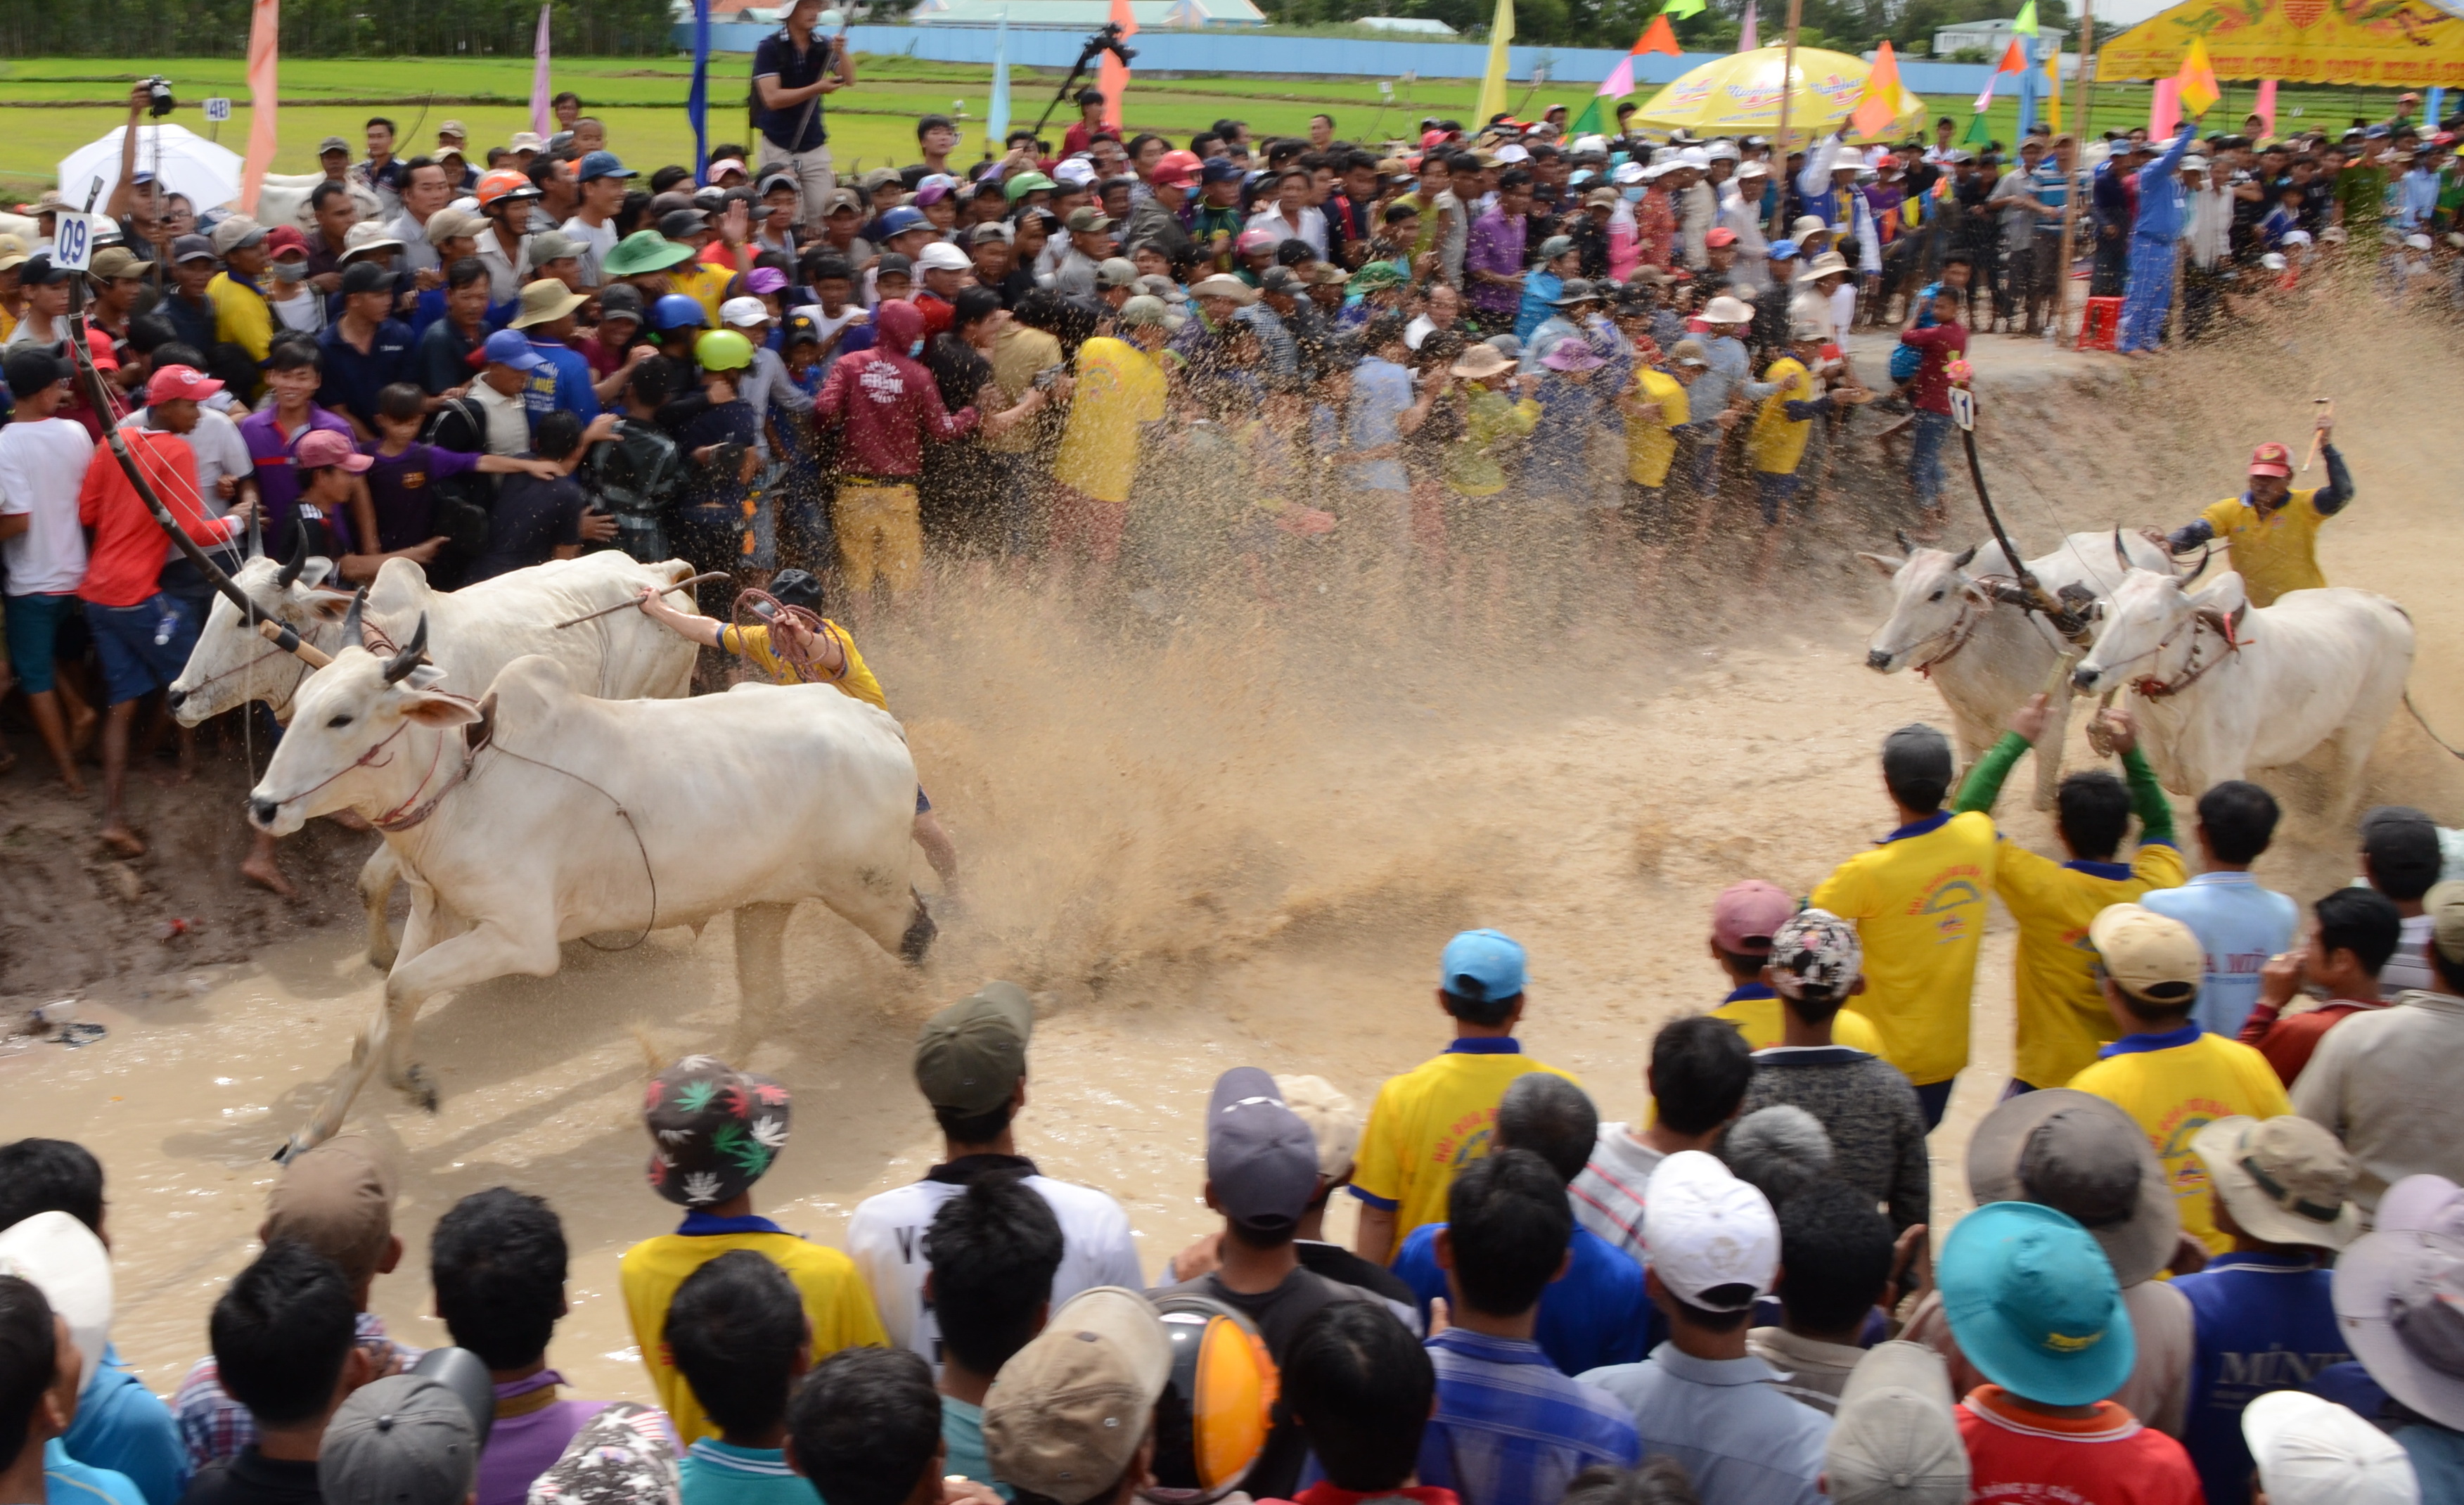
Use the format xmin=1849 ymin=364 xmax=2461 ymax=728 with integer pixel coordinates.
xmin=367 ymin=946 xmax=397 ymax=971
xmin=271 ymin=1136 xmax=307 ymax=1165
xmin=392 ymin=1065 xmax=440 ymax=1114
xmin=900 ymin=901 xmax=938 ymax=966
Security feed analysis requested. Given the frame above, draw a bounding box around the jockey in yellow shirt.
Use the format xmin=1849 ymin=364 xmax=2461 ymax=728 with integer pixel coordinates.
xmin=2162 ymin=417 xmax=2349 ymax=607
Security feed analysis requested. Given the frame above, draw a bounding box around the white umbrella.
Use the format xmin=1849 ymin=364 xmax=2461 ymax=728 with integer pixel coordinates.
xmin=57 ymin=124 xmax=245 ymax=215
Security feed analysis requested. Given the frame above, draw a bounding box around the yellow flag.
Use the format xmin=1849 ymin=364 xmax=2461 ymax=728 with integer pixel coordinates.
xmin=2176 ymin=34 xmax=2220 ymax=119
xmin=2046 ymin=43 xmax=2062 ymax=131
xmin=1475 ymin=0 xmax=1515 ymax=127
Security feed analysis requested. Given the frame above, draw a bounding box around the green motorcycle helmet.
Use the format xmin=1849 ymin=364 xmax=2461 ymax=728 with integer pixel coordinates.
xmin=695 ymin=328 xmax=756 ymax=372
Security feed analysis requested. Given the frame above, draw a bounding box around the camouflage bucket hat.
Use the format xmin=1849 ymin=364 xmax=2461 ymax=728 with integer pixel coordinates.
xmin=642 ymin=1056 xmax=792 ymax=1208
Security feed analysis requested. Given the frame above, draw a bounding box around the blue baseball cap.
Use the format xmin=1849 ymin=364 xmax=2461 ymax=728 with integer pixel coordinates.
xmin=1439 ymin=929 xmax=1527 ymax=1004
xmin=875 ymin=205 xmax=928 ymax=238
xmin=577 ymin=150 xmax=638 ymax=183
xmin=1770 ymin=238 xmax=1802 ymax=259
xmin=481 ymin=328 xmax=548 ymax=372
xmin=1938 ymin=1200 xmax=2136 ymax=1407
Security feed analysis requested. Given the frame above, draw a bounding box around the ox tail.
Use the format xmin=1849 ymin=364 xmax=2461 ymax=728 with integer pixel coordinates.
xmin=2404 ymin=691 xmax=2464 ymax=763
xmin=900 ymin=890 xmax=938 ymax=965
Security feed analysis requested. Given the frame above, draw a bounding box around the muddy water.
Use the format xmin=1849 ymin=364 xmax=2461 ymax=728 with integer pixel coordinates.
xmin=5 ymin=300 xmax=2459 ymax=1404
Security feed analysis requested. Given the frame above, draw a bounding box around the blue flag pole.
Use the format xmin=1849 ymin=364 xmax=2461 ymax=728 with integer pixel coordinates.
xmin=690 ymin=0 xmax=712 ymax=179
xmin=2015 ymin=34 xmax=2041 ymax=136
xmin=986 ymin=7 xmax=1012 ymax=151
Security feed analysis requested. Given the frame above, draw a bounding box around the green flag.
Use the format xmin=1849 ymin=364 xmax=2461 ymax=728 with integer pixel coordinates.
xmin=1569 ymin=96 xmax=1605 ymax=135
xmin=2012 ymin=0 xmax=2038 ymax=34
xmin=1961 ymin=108 xmax=1992 ymax=144
xmin=1662 ymin=0 xmax=1705 ymax=17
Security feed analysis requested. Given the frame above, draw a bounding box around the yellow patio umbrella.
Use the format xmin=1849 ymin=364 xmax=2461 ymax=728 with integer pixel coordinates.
xmin=2098 ymin=0 xmax=2464 ymax=83
xmin=1633 ymin=46 xmax=1929 ymax=148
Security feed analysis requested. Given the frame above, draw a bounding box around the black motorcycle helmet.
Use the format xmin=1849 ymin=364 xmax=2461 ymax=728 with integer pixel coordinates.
xmin=767 ymin=568 xmax=825 ymax=614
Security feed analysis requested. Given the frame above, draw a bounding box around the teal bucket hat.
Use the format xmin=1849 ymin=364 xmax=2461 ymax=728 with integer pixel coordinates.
xmin=1938 ymin=1200 xmax=2136 ymax=1409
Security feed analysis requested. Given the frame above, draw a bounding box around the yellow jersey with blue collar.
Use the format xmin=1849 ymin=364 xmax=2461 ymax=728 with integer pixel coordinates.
xmin=1996 ymin=843 xmax=2189 ymax=1091
xmin=1710 ymin=985 xmax=1888 ymax=1056
xmin=2066 ymin=1024 xmax=2292 ymax=1255
xmin=1810 ymin=809 xmax=1998 ymax=1087
xmin=2197 ymin=491 xmax=2329 ymax=608
xmin=717 ymin=620 xmax=887 ymax=710
xmin=1350 ymin=1039 xmax=1579 ymax=1256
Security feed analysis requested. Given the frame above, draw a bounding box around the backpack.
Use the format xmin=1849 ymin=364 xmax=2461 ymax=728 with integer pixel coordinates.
xmin=420 ymin=397 xmax=497 ymax=557
xmin=584 ymin=419 xmax=684 ymax=564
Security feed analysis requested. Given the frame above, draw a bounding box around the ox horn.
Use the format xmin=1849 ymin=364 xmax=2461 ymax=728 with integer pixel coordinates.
xmin=1951 ymin=544 xmax=1978 ymax=570
xmin=246 ymin=505 xmax=263 ymax=561
xmin=342 ymin=585 xmax=368 ymax=648
xmin=383 ymin=614 xmax=428 ymax=685
xmin=2180 ymin=543 xmax=2214 ymax=583
xmin=2112 ymin=526 xmax=2133 ymax=572
xmin=276 ymin=526 xmax=309 ymax=589
xmin=1894 ymin=528 xmax=1915 ymax=555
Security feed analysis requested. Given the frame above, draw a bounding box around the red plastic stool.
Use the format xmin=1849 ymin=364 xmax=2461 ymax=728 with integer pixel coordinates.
xmin=2079 ymin=296 xmax=2122 ymax=352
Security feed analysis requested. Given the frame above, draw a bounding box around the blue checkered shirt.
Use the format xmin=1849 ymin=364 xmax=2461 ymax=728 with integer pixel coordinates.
xmin=1417 ymin=1328 xmax=1641 ymax=1505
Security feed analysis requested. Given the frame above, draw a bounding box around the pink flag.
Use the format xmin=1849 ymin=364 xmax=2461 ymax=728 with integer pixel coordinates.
xmin=530 ymin=4 xmax=554 ymax=139
xmin=1598 ymin=54 xmax=1635 ymax=97
xmin=1098 ymin=0 xmax=1137 ymax=131
xmin=1738 ymin=4 xmax=1757 ymax=50
xmin=238 ymin=0 xmax=280 ymax=214
xmin=2150 ymin=76 xmax=2180 ymax=138
xmin=2254 ymin=78 xmax=2278 ymax=136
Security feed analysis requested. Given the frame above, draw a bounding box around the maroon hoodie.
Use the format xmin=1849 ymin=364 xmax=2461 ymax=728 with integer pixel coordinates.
xmin=814 ymin=300 xmax=979 ymax=478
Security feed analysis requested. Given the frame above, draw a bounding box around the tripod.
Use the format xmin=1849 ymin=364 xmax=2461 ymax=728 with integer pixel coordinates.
xmin=1027 ymin=23 xmax=1136 ymax=148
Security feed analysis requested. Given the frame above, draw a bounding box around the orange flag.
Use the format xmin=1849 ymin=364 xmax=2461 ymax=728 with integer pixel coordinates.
xmin=2175 ymin=34 xmax=2220 ymax=119
xmin=1636 ymin=12 xmax=1681 ymax=55
xmin=1098 ymin=0 xmax=1137 ymax=131
xmin=1995 ymin=37 xmax=2027 ymax=72
xmin=1851 ymin=40 xmax=1903 ymax=139
xmin=238 ymin=0 xmax=280 ymax=215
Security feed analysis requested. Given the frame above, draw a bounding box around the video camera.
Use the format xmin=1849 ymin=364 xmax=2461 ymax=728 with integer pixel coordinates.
xmin=141 ymin=76 xmax=174 ymax=119
xmin=1079 ymin=20 xmax=1137 ymax=68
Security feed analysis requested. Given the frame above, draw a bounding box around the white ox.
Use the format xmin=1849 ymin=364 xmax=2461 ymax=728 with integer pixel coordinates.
xmin=1860 ymin=531 xmax=2173 ymax=808
xmin=2070 ymin=568 xmax=2415 ymax=819
xmin=250 ymin=643 xmax=935 ymax=1159
xmin=170 ymin=546 xmax=699 ymax=966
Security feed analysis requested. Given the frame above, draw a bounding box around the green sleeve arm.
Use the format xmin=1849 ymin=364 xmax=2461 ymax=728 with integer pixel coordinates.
xmin=2122 ymin=745 xmax=2175 ymax=845
xmin=1953 ymin=731 xmax=2031 ymax=816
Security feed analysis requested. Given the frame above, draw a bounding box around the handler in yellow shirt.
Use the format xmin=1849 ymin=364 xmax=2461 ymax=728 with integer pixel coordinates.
xmin=619 ymin=1055 xmax=887 ymax=1443
xmin=205 ymin=219 xmax=276 ymax=372
xmin=632 ymin=568 xmax=958 ymax=891
xmin=2162 ymin=423 xmax=2350 ymax=607
xmin=1952 ymin=696 xmax=2189 ymax=1091
xmin=1705 ymin=878 xmax=1887 ymax=1054
xmin=1742 ymin=323 xmax=1871 ymax=574
xmin=1351 ymin=929 xmax=1579 ymax=1265
xmin=2067 ymin=904 xmax=2293 ymax=1256
xmin=1811 ymin=722 xmax=1997 ymax=1127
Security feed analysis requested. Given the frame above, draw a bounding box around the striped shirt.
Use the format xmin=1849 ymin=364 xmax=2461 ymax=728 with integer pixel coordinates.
xmin=173 ymin=1313 xmax=421 ymax=1473
xmin=1417 ymin=1329 xmax=1639 ymax=1505
xmin=1570 ymin=1123 xmax=1662 ymax=1261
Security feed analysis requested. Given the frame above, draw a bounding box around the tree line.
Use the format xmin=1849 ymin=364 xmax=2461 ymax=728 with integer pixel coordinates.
xmin=0 ymin=0 xmax=676 ymax=58
xmin=1268 ymin=0 xmax=2074 ymax=59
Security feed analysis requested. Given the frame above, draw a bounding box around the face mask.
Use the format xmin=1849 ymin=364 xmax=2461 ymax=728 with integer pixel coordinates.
xmin=270 ymin=260 xmax=309 ymax=283
xmin=1622 ymin=186 xmax=1645 ymax=202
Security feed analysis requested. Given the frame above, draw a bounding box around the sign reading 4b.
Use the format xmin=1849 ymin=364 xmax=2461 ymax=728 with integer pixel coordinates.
xmin=204 ymin=97 xmax=233 ymax=122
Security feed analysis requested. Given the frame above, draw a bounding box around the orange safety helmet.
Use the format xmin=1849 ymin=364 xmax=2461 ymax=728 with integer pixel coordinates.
xmin=475 ymin=169 xmax=539 ymax=208
xmin=1142 ymin=1295 xmax=1276 ymax=1505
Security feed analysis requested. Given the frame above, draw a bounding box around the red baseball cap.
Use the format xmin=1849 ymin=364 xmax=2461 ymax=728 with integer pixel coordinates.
xmin=1706 ymin=226 xmax=1738 ymax=248
xmin=144 ymin=364 xmax=224 ymax=405
xmin=264 ymin=225 xmax=310 ymax=259
xmin=2249 ymin=442 xmax=2293 ymax=478
xmin=1420 ymin=129 xmax=1451 ymax=148
xmin=295 ymin=428 xmax=373 ymax=474
xmin=1712 ymin=880 xmax=1797 ymax=954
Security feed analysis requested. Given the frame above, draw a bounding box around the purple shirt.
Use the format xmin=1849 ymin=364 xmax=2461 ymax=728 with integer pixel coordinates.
xmin=237 ymin=404 xmax=359 ymax=554
xmin=477 ymin=1372 xmax=615 ymax=1505
xmin=1466 ymin=207 xmax=1529 ymax=317
xmin=364 ymin=442 xmax=482 ymax=553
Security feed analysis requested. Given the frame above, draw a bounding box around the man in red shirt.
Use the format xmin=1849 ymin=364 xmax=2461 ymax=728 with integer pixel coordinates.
xmin=2238 ymin=888 xmax=2403 ymax=1087
xmin=1941 ymin=1200 xmax=2202 ymax=1505
xmin=811 ymin=299 xmax=976 ymax=609
xmin=77 ymin=364 xmax=256 ymax=857
xmin=1895 ymin=255 xmax=1971 ymax=542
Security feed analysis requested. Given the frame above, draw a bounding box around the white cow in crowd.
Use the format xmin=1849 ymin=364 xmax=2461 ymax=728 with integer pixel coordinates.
xmin=2070 ymin=565 xmax=2415 ymax=821
xmin=1860 ymin=530 xmax=2173 ymax=807
xmin=170 ymin=543 xmax=698 ymax=966
xmin=250 ymin=641 xmax=935 ymax=1159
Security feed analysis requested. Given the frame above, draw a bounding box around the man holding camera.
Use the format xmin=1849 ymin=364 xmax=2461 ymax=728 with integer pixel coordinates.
xmin=752 ymin=0 xmax=854 ymax=229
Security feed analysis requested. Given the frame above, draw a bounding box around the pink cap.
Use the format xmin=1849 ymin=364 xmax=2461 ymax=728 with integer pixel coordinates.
xmin=1712 ymin=880 xmax=1797 ymax=954
xmin=145 ymin=364 xmax=224 ymax=406
xmin=295 ymin=429 xmax=373 ymax=474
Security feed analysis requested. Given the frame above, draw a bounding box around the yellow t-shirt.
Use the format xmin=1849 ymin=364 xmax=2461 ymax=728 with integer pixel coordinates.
xmin=1994 ymin=840 xmax=2189 ymax=1091
xmin=1745 ymin=357 xmax=1816 ymax=477
xmin=1352 ymin=1044 xmax=1580 ymax=1255
xmin=668 ymin=260 xmax=736 ymax=331
xmin=717 ymin=620 xmax=887 ymax=710
xmin=1809 ymin=810 xmax=1999 ymax=1087
xmin=618 ymin=1227 xmax=888 ymax=1443
xmin=1051 ymin=336 xmax=1166 ymax=506
xmin=207 ymin=272 xmax=274 ymax=365
xmin=2198 ymin=492 xmax=2330 ymax=607
xmin=2066 ymin=1030 xmax=2294 ymax=1255
xmin=1710 ymin=991 xmax=1887 ymax=1055
xmin=1626 ymin=369 xmax=1688 ymax=488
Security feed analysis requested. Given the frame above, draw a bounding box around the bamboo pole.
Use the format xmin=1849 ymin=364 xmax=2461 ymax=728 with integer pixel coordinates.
xmin=2055 ymin=0 xmax=2096 ymax=345
xmin=1768 ymin=0 xmax=1804 ymax=238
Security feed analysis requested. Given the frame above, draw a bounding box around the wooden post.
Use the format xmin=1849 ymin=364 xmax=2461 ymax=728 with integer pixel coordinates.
xmin=1768 ymin=0 xmax=1804 ymax=238
xmin=2055 ymin=0 xmax=2096 ymax=345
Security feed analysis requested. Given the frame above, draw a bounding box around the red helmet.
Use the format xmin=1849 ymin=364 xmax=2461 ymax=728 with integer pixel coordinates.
xmin=475 ymin=169 xmax=539 ymax=208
